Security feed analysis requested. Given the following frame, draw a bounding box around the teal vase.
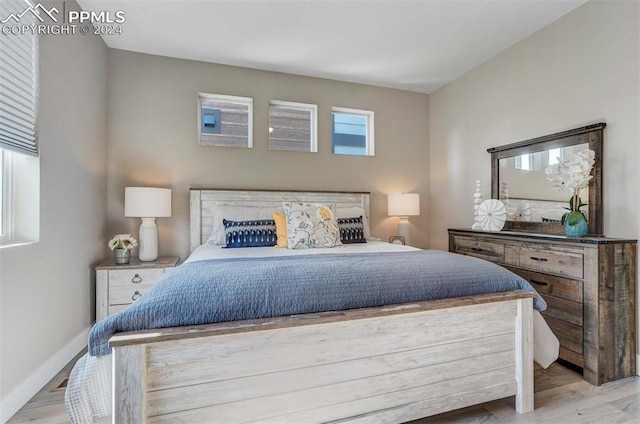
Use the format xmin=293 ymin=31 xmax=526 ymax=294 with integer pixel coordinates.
xmin=564 ymin=214 xmax=588 ymax=237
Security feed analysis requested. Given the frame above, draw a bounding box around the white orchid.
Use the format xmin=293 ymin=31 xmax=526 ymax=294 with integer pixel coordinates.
xmin=545 ymin=149 xmax=595 ymax=192
xmin=545 ymin=148 xmax=595 ymax=226
xmin=108 ymin=234 xmax=138 ymax=251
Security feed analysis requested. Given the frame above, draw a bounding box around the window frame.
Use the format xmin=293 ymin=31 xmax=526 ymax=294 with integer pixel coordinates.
xmin=0 ymin=149 xmax=13 ymax=243
xmin=331 ymin=107 xmax=375 ymax=156
xmin=268 ymin=100 xmax=318 ymax=153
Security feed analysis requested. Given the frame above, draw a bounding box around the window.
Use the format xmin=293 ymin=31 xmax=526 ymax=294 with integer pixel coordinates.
xmin=269 ymin=101 xmax=317 ymax=152
xmin=515 ymin=154 xmax=531 ymax=171
xmin=197 ymin=93 xmax=253 ymax=148
xmin=331 ymin=107 xmax=374 ymax=156
xmin=548 ymin=148 xmax=562 ymax=166
xmin=0 ymin=0 xmax=39 ymax=245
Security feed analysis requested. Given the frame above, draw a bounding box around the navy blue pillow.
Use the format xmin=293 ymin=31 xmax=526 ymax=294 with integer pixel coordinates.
xmin=337 ymin=216 xmax=367 ymax=244
xmin=223 ymin=219 xmax=277 ymax=248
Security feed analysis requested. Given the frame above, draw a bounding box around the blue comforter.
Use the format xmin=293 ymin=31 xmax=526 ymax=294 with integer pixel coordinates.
xmin=89 ymin=250 xmax=546 ymax=356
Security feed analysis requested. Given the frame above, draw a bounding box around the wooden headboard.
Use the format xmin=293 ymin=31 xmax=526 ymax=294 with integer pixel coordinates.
xmin=189 ymin=189 xmax=370 ymax=252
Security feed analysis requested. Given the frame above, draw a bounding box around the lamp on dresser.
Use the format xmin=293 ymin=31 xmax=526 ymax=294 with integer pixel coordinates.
xmin=388 ymin=193 xmax=420 ymax=246
xmin=124 ymin=187 xmax=172 ymax=261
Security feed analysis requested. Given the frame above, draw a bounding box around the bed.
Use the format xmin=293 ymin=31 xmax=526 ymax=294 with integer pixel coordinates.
xmin=66 ymin=189 xmax=559 ymax=424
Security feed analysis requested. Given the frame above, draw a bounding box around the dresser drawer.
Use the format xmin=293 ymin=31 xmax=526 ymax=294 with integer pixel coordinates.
xmin=452 ymin=236 xmax=505 ymax=262
xmin=108 ymin=268 xmax=165 ymax=288
xmin=507 ymin=268 xmax=583 ymax=326
xmin=505 ymin=246 xmax=583 ymax=279
xmin=511 ymin=269 xmax=583 ymax=303
xmin=544 ymin=315 xmax=583 ymax=355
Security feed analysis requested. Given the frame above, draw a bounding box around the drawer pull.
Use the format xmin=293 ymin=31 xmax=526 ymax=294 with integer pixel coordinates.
xmin=470 ymin=247 xmax=485 ymax=253
xmin=132 ymin=291 xmax=142 ymax=301
xmin=529 ymin=256 xmax=548 ymax=262
xmin=530 ymin=279 xmax=548 ymax=286
xmin=131 ymin=274 xmax=142 ymax=284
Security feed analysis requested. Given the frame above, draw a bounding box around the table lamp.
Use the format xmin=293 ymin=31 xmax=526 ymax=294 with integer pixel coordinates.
xmin=124 ymin=187 xmax=172 ymax=261
xmin=388 ymin=193 xmax=420 ymax=246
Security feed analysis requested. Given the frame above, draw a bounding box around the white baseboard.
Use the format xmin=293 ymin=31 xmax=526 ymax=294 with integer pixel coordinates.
xmin=0 ymin=326 xmax=90 ymax=424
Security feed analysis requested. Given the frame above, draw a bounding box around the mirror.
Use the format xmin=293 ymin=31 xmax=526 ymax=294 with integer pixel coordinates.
xmin=488 ymin=123 xmax=604 ymax=236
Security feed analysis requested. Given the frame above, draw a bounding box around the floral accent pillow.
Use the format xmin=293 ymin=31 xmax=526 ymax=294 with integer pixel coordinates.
xmin=283 ymin=202 xmax=341 ymax=249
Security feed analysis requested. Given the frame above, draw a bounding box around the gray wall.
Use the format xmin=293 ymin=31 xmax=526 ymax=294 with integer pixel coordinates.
xmin=106 ymin=50 xmax=430 ymax=258
xmin=429 ymin=0 xmax=639 ymax=248
xmin=0 ymin=0 xmax=108 ymax=405
xmin=428 ymin=0 xmax=639 ymax=358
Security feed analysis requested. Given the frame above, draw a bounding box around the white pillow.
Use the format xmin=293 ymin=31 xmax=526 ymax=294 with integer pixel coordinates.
xmin=206 ymin=205 xmax=280 ymax=245
xmin=283 ymin=202 xmax=340 ymax=249
xmin=336 ymin=206 xmax=371 ymax=239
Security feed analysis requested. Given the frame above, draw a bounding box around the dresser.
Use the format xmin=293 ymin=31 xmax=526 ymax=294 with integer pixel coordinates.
xmin=448 ymin=229 xmax=636 ymax=386
xmin=96 ymin=257 xmax=179 ymax=321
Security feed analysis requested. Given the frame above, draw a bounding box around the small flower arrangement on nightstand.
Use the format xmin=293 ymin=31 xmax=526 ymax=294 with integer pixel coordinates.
xmin=108 ymin=234 xmax=138 ymax=264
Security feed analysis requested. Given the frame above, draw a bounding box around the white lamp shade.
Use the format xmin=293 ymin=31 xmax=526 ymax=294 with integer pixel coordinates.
xmin=125 ymin=187 xmax=172 ymax=218
xmin=388 ymin=193 xmax=420 ymax=217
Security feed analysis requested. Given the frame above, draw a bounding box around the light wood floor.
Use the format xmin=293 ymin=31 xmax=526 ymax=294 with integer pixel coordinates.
xmin=7 ymin=355 xmax=639 ymax=423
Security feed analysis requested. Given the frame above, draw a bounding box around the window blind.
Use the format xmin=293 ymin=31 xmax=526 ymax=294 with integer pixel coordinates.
xmin=0 ymin=0 xmax=38 ymax=156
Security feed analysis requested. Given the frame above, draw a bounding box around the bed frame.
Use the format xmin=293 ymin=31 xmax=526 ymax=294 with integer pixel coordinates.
xmin=108 ymin=189 xmax=534 ymax=423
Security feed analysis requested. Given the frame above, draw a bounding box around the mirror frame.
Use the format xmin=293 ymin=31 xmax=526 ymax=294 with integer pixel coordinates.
xmin=488 ymin=123 xmax=605 ymax=236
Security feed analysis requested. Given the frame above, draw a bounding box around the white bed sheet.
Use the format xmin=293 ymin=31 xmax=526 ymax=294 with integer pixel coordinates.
xmin=185 ymin=240 xmax=420 ymax=263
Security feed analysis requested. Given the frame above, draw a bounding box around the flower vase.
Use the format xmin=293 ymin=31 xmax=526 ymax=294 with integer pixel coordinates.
xmin=564 ymin=214 xmax=588 ymax=237
xmin=114 ymin=248 xmax=131 ymax=265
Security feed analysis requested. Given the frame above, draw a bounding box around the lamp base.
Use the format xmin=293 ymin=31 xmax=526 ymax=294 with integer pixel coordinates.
xmin=397 ymin=217 xmax=411 ymax=246
xmin=138 ymin=217 xmax=158 ymax=262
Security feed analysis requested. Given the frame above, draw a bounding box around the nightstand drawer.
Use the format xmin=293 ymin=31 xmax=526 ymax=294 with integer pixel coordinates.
xmin=108 ymin=268 xmax=165 ymax=288
xmin=96 ymin=257 xmax=180 ymax=321
xmin=452 ymin=236 xmax=505 ymax=262
xmin=109 ymin=283 xmax=156 ymax=305
xmin=108 ymin=304 xmax=131 ymax=316
xmin=505 ymin=246 xmax=583 ymax=279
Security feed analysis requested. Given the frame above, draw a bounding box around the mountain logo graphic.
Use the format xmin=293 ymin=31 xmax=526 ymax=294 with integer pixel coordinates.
xmin=1 ymin=3 xmax=59 ymax=24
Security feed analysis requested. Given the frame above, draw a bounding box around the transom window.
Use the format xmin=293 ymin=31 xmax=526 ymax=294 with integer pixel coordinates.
xmin=197 ymin=93 xmax=253 ymax=148
xmin=331 ymin=107 xmax=374 ymax=156
xmin=269 ymin=101 xmax=317 ymax=152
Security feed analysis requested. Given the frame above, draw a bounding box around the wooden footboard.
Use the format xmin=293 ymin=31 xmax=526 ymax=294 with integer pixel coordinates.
xmin=110 ymin=291 xmax=534 ymax=423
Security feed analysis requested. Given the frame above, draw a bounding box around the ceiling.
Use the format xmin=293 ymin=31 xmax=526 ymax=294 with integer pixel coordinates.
xmin=77 ymin=0 xmax=587 ymax=93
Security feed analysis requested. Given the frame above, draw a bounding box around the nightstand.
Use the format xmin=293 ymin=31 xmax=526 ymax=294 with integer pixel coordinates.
xmin=95 ymin=256 xmax=179 ymax=321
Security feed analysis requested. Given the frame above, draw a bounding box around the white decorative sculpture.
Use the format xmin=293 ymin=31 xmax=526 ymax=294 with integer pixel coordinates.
xmin=471 ymin=180 xmax=483 ymax=230
xmin=514 ymin=200 xmax=532 ymax=222
xmin=501 ymin=181 xmax=510 ymax=206
xmin=477 ymin=199 xmax=507 ymax=231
